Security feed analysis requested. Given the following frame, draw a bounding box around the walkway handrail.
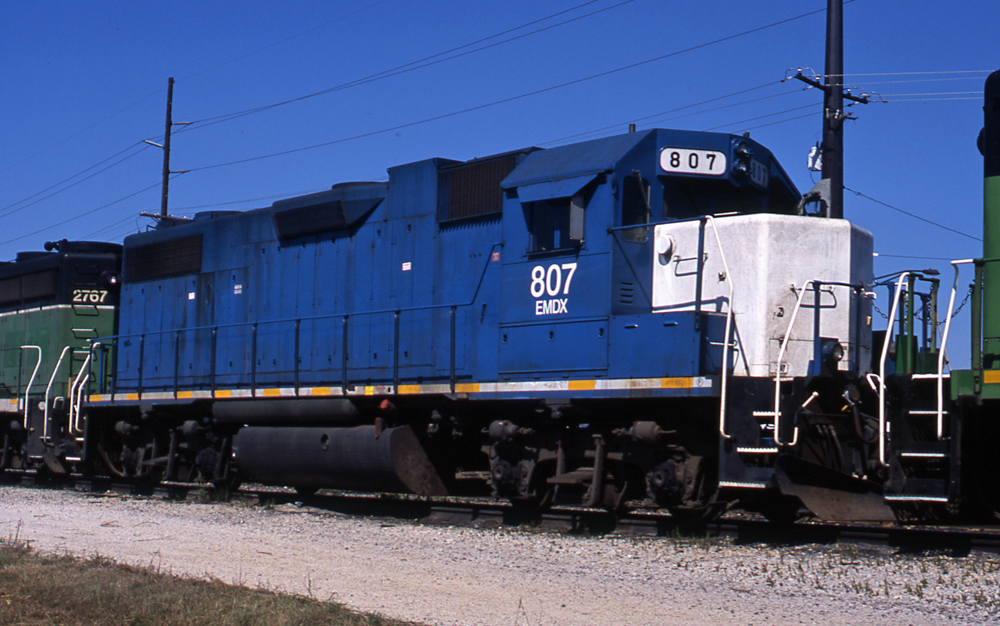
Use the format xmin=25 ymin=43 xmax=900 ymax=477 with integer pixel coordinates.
xmin=43 ymin=346 xmax=72 ymax=444
xmin=91 ymin=242 xmax=505 ymax=396
xmin=702 ymin=215 xmax=737 ymax=441
xmin=93 ymin=241 xmax=504 ymax=348
xmin=937 ymin=260 xmax=974 ymax=441
xmin=19 ymin=346 xmax=42 ymax=430
xmin=69 ymin=343 xmax=98 ymax=435
xmin=772 ymin=279 xmax=818 ymax=447
xmin=876 ymin=272 xmax=911 ymax=467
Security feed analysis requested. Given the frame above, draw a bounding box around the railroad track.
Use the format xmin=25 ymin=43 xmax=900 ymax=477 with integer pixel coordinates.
xmin=5 ymin=469 xmax=999 ymax=556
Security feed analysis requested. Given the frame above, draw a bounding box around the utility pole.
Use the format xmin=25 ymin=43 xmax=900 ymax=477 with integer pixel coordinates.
xmin=143 ymin=77 xmax=189 ymax=219
xmin=793 ymin=0 xmax=866 ymax=218
xmin=160 ymin=77 xmax=174 ymax=217
xmin=822 ymin=0 xmax=844 ymax=219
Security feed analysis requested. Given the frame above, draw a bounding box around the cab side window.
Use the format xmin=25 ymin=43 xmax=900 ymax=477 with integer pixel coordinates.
xmin=621 ymin=174 xmax=650 ymax=242
xmin=526 ymin=192 xmax=586 ymax=253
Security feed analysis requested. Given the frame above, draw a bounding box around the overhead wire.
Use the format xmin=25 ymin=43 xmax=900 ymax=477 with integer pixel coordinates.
xmin=0 ymin=142 xmax=152 ymax=217
xmin=184 ymin=3 xmax=838 ymax=174
xmin=703 ymin=103 xmax=819 ymax=131
xmin=175 ymin=0 xmax=626 ymax=134
xmin=81 ymin=214 xmax=140 ymax=240
xmin=546 ymin=82 xmax=820 ymax=145
xmin=0 ymin=0 xmax=396 ymax=179
xmin=150 ymin=80 xmax=806 ymax=213
xmin=818 ymin=70 xmax=994 ymax=78
xmin=178 ymin=0 xmax=395 ymax=83
xmin=874 ymin=254 xmax=961 ymax=261
xmin=0 ymin=177 xmax=170 ymax=247
xmin=1 ymin=0 xmax=628 ymax=226
xmin=5 ymin=0 xmax=892 ymax=244
xmin=846 ymin=186 xmax=981 ymax=242
xmin=0 ymin=96 xmax=162 ymax=178
xmin=877 ymin=91 xmax=983 ymax=98
xmin=735 ymin=111 xmax=818 ymax=131
xmin=170 ymin=187 xmax=331 ymax=212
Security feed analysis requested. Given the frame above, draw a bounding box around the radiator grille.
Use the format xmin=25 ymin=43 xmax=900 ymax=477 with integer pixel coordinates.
xmin=124 ymin=235 xmax=203 ymax=282
xmin=438 ymin=156 xmax=517 ymax=222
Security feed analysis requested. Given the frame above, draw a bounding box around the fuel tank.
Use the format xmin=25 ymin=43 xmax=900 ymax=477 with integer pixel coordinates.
xmin=233 ymin=424 xmax=447 ymax=497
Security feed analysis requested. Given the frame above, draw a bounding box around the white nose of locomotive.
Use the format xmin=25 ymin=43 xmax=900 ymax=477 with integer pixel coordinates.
xmin=650 ymin=214 xmax=873 ymax=378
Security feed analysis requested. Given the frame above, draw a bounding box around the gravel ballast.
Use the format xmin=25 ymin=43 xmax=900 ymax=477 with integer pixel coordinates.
xmin=2 ymin=486 xmax=998 ymax=625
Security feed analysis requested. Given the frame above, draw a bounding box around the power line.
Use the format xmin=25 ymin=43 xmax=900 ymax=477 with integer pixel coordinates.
xmin=2 ymin=1 xmax=623 ymax=218
xmin=885 ymin=97 xmax=981 ymax=102
xmin=719 ymin=111 xmax=818 ymax=133
xmin=179 ymin=0 xmax=394 ymax=83
xmin=846 ymin=186 xmax=981 ymax=242
xmin=878 ymin=91 xmax=983 ymax=98
xmin=839 ymin=76 xmax=989 ymax=87
xmin=0 ymin=178 xmax=167 ymax=247
xmin=170 ymin=187 xmax=331 ymax=212
xmin=185 ymin=4 xmax=836 ymax=174
xmin=875 ymin=253 xmax=961 ymax=261
xmin=0 ymin=142 xmax=152 ymax=218
xmin=4 ymin=4 xmax=854 ymax=244
xmin=537 ymin=81 xmax=789 ymax=146
xmin=703 ymin=103 xmax=819 ymax=131
xmin=0 ymin=1 xmax=394 ymax=179
xmin=80 ymin=214 xmax=139 ymax=240
xmin=173 ymin=0 xmax=632 ymax=135
xmin=821 ymin=70 xmax=994 ymax=78
xmin=0 ymin=96 xmax=161 ymax=177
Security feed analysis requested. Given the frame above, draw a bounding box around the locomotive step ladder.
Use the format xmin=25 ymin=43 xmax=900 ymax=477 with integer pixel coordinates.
xmin=736 ymin=409 xmax=781 ymax=457
xmin=883 ymin=375 xmax=956 ymax=504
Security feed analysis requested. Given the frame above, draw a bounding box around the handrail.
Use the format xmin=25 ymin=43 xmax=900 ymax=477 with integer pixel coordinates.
xmin=772 ymin=279 xmax=867 ymax=447
xmin=69 ymin=343 xmax=99 ymax=435
xmin=19 ymin=346 xmax=42 ymax=430
xmin=876 ymin=273 xmax=911 ymax=467
xmin=772 ymin=280 xmax=817 ymax=447
xmin=43 ymin=346 xmax=73 ymax=444
xmin=94 ymin=241 xmax=505 ymax=347
xmin=937 ymin=260 xmax=974 ymax=441
xmin=92 ymin=242 xmax=505 ymax=396
xmin=702 ymin=215 xmax=736 ymax=441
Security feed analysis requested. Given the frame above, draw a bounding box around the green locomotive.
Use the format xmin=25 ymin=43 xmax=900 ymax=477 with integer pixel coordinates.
xmin=0 ymin=240 xmax=121 ymax=474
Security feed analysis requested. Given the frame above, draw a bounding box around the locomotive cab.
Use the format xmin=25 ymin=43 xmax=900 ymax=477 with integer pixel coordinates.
xmin=493 ymin=129 xmax=874 ymax=515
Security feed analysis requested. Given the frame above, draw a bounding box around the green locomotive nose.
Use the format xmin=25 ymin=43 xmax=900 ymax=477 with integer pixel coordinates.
xmin=982 ymin=70 xmax=1000 ymax=368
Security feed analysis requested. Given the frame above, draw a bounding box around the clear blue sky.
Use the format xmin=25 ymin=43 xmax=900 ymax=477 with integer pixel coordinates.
xmin=1 ymin=0 xmax=996 ymax=365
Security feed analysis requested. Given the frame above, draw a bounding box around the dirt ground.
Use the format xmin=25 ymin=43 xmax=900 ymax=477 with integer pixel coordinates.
xmin=2 ymin=486 xmax=998 ymax=626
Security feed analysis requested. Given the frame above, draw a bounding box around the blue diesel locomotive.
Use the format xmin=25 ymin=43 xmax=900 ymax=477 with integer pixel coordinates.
xmin=68 ymin=127 xmax=877 ymax=519
xmin=14 ymin=101 xmax=1000 ymax=521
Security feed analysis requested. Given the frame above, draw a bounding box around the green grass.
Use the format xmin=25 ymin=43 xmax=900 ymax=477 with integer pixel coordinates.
xmin=0 ymin=543 xmax=421 ymax=626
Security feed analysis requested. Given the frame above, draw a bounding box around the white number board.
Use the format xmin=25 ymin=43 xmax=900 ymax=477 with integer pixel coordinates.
xmin=749 ymin=159 xmax=769 ymax=188
xmin=659 ymin=148 xmax=726 ymax=176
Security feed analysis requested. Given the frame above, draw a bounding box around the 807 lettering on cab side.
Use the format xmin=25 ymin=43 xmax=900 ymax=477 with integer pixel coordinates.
xmin=530 ymin=262 xmax=576 ymax=316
